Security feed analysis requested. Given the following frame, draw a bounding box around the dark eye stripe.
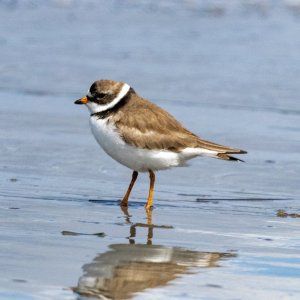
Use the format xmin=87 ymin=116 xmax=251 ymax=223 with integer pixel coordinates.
xmin=97 ymin=93 xmax=106 ymax=99
xmin=88 ymin=92 xmax=108 ymax=103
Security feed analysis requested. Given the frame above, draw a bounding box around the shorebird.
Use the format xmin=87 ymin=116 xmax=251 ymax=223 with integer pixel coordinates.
xmin=75 ymin=80 xmax=246 ymax=210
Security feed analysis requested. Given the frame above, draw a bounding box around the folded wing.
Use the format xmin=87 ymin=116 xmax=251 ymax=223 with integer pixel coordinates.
xmin=113 ymin=97 xmax=247 ymax=161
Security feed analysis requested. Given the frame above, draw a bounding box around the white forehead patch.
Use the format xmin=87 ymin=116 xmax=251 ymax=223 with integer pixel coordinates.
xmin=87 ymin=90 xmax=92 ymax=98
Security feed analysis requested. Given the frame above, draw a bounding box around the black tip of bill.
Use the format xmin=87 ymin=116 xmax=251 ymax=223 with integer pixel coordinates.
xmin=74 ymin=99 xmax=83 ymax=105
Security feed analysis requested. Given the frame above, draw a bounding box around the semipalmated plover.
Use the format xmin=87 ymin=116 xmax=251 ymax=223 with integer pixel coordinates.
xmin=75 ymin=80 xmax=246 ymax=210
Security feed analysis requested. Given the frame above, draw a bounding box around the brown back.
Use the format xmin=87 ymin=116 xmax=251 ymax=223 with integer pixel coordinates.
xmin=111 ymin=91 xmax=246 ymax=155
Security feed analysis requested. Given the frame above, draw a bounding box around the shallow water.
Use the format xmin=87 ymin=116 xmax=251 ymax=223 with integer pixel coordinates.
xmin=1 ymin=1 xmax=300 ymax=299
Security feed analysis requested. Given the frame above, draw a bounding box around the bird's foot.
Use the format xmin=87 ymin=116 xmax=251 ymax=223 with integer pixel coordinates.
xmin=119 ymin=200 xmax=129 ymax=207
xmin=145 ymin=204 xmax=153 ymax=212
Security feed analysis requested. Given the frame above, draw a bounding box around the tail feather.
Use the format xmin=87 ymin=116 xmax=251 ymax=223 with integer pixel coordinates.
xmin=197 ymin=138 xmax=247 ymax=155
xmin=196 ymin=138 xmax=247 ymax=162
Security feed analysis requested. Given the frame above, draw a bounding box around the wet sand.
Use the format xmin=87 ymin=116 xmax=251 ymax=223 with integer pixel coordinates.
xmin=1 ymin=1 xmax=300 ymax=299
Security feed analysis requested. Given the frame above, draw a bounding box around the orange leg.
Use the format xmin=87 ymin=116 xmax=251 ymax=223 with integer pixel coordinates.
xmin=145 ymin=170 xmax=155 ymax=210
xmin=120 ymin=171 xmax=138 ymax=207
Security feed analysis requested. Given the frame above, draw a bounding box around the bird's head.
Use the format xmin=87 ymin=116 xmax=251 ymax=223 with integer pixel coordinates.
xmin=74 ymin=80 xmax=131 ymax=114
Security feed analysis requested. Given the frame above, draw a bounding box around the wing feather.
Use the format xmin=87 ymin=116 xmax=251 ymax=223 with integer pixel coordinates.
xmin=113 ymin=96 xmax=247 ymax=156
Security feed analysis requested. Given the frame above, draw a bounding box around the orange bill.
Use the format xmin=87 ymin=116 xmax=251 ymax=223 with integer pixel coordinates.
xmin=74 ymin=96 xmax=89 ymax=105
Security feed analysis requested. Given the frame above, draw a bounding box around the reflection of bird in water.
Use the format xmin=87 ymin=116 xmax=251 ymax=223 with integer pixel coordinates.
xmin=120 ymin=206 xmax=173 ymax=245
xmin=73 ymin=244 xmax=234 ymax=300
xmin=73 ymin=208 xmax=235 ymax=300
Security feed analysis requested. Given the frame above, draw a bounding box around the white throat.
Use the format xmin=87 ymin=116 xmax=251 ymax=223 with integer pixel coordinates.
xmin=86 ymin=83 xmax=130 ymax=114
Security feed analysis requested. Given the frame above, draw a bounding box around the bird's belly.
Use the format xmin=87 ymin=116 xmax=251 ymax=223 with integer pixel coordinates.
xmin=90 ymin=117 xmax=182 ymax=172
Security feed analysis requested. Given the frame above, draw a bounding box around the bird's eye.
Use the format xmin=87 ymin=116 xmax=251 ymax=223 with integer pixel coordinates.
xmin=97 ymin=93 xmax=106 ymax=99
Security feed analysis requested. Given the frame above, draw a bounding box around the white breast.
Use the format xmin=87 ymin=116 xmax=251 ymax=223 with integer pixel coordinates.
xmin=89 ymin=117 xmax=183 ymax=172
xmin=89 ymin=117 xmax=218 ymax=172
